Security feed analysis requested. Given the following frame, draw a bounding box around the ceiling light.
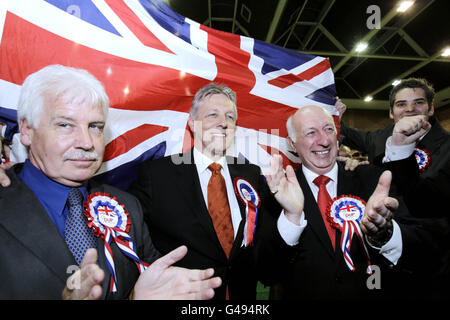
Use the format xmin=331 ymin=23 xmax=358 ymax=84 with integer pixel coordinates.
xmin=442 ymin=47 xmax=450 ymax=57
xmin=397 ymin=1 xmax=414 ymax=13
xmin=364 ymin=96 xmax=373 ymax=102
xmin=355 ymin=42 xmax=368 ymax=53
xmin=392 ymin=80 xmax=401 ymax=86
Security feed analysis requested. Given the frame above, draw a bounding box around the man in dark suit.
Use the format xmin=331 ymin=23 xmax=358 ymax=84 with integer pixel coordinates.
xmin=382 ymin=114 xmax=450 ymax=298
xmin=337 ymin=78 xmax=450 ymax=181
xmin=128 ymin=83 xmax=300 ymax=300
xmin=258 ymin=105 xmax=442 ymax=299
xmin=381 ymin=114 xmax=449 ymax=216
xmin=0 ymin=65 xmax=220 ymax=300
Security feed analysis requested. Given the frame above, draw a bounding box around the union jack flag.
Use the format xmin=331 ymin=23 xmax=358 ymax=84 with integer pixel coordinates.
xmin=0 ymin=0 xmax=337 ymax=189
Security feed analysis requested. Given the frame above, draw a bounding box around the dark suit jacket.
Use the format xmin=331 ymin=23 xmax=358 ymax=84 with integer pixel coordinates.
xmin=340 ymin=121 xmax=393 ymax=164
xmin=0 ymin=164 xmax=160 ymax=300
xmin=384 ymin=154 xmax=450 ymax=218
xmin=341 ymin=118 xmax=450 ymax=294
xmin=341 ymin=117 xmax=450 ymax=179
xmin=258 ymin=162 xmax=442 ymax=300
xmin=128 ymin=150 xmax=278 ymax=300
xmin=384 ymin=154 xmax=450 ymax=298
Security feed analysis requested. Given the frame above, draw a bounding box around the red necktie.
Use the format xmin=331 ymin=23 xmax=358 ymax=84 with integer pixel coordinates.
xmin=207 ymin=163 xmax=234 ymax=258
xmin=313 ymin=175 xmax=336 ymax=250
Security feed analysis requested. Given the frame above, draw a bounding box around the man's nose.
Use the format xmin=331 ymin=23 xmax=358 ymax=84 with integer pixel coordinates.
xmin=405 ymin=101 xmax=416 ymax=112
xmin=75 ymin=127 xmax=94 ymax=150
xmin=217 ymin=114 xmax=228 ymax=128
xmin=316 ymin=130 xmax=330 ymax=146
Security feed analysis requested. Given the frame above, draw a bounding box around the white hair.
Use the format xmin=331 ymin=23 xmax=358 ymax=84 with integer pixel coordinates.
xmin=17 ymin=64 xmax=109 ymax=129
xmin=286 ymin=115 xmax=297 ymax=142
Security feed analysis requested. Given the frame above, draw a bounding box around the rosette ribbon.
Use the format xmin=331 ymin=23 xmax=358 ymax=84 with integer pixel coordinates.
xmin=233 ymin=178 xmax=260 ymax=247
xmin=327 ymin=195 xmax=373 ymax=274
xmin=84 ymin=192 xmax=149 ymax=292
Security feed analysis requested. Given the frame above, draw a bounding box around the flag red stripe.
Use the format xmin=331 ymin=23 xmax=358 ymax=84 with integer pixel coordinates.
xmin=105 ymin=0 xmax=173 ymax=54
xmin=268 ymin=58 xmax=331 ymax=89
xmin=104 ymin=123 xmax=168 ymax=161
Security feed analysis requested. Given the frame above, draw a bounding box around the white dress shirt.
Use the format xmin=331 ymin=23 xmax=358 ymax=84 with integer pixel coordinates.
xmin=193 ymin=147 xmax=242 ymax=238
xmin=383 ymin=129 xmax=429 ymax=163
xmin=383 ymin=136 xmax=416 ymax=162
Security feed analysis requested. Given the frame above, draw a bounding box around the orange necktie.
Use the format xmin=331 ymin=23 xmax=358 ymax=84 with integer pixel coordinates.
xmin=313 ymin=175 xmax=336 ymax=250
xmin=207 ymin=163 xmax=234 ymax=258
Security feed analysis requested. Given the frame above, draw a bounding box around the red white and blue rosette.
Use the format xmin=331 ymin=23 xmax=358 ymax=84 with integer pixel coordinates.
xmin=84 ymin=192 xmax=149 ymax=292
xmin=327 ymin=195 xmax=372 ymax=274
xmin=233 ymin=178 xmax=260 ymax=247
xmin=414 ymin=147 xmax=431 ymax=172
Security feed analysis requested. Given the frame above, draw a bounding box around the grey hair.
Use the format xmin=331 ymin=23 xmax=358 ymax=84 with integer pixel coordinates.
xmin=189 ymin=83 xmax=237 ymax=119
xmin=17 ymin=64 xmax=109 ymax=129
xmin=286 ymin=115 xmax=297 ymax=142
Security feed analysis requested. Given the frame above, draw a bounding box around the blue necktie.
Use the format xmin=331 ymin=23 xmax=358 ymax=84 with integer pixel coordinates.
xmin=64 ymin=188 xmax=97 ymax=265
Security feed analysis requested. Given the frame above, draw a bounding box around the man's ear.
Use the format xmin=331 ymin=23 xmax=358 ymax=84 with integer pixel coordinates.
xmin=287 ymin=136 xmax=296 ymax=152
xmin=187 ymin=116 xmax=194 ymax=133
xmin=20 ymin=119 xmax=33 ymax=147
xmin=428 ymin=103 xmax=435 ymax=117
xmin=389 ymin=108 xmax=394 ymax=120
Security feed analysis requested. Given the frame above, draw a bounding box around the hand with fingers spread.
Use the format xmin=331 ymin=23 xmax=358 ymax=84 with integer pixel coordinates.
xmin=392 ymin=115 xmax=431 ymax=146
xmin=62 ymin=248 xmax=105 ymax=300
xmin=265 ymin=154 xmax=304 ymax=225
xmin=133 ymin=245 xmax=222 ymax=300
xmin=361 ymin=171 xmax=398 ymax=246
xmin=336 ymin=156 xmax=369 ymax=171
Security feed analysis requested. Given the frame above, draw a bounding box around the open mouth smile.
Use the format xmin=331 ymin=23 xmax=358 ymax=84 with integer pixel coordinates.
xmin=312 ymin=150 xmax=330 ymax=155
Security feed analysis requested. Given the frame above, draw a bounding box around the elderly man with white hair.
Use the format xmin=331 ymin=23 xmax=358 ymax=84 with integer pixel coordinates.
xmin=259 ymin=105 xmax=444 ymax=300
xmin=0 ymin=65 xmax=221 ymax=300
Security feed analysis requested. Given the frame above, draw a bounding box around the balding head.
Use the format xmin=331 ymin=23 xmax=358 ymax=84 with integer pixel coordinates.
xmin=286 ymin=105 xmax=338 ymax=175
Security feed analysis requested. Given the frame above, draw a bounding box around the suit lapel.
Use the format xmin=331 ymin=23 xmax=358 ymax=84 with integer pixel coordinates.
xmin=296 ymin=169 xmax=335 ymax=258
xmin=419 ymin=118 xmax=447 ymax=154
xmin=335 ymin=164 xmax=369 ymax=270
xmin=227 ymin=159 xmax=252 ymax=259
xmin=86 ymin=182 xmax=112 ymax=299
xmin=1 ymin=168 xmax=76 ymax=285
xmin=336 ymin=163 xmax=360 ymax=197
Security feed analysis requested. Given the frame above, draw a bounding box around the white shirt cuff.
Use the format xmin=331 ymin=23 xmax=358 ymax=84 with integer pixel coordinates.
xmin=367 ymin=220 xmax=403 ymax=266
xmin=383 ymin=136 xmax=415 ymax=163
xmin=277 ymin=211 xmax=307 ymax=246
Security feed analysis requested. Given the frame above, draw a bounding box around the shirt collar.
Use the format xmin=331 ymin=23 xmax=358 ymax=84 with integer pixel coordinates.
xmin=302 ymin=162 xmax=338 ymax=184
xmin=18 ymin=159 xmax=88 ymax=216
xmin=193 ymin=147 xmax=227 ymax=174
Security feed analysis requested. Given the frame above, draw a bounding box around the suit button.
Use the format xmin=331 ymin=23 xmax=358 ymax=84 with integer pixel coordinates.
xmin=335 ymin=275 xmax=343 ymax=283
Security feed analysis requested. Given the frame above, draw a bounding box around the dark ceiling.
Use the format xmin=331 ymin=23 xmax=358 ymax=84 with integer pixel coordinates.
xmin=164 ymin=0 xmax=450 ymax=110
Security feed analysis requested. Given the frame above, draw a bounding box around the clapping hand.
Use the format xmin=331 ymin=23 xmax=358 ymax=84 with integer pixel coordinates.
xmin=265 ymin=154 xmax=304 ymax=225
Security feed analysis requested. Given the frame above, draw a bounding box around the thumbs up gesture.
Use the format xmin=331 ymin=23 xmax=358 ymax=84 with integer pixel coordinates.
xmin=361 ymin=171 xmax=398 ymax=246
